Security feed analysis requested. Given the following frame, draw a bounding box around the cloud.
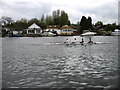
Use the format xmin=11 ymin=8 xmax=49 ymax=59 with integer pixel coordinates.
xmin=0 ymin=0 xmax=118 ymax=24
xmin=1 ymin=1 xmax=52 ymax=19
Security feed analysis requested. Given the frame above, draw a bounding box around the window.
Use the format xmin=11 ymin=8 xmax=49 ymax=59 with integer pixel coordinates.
xmin=36 ymin=30 xmax=40 ymax=33
xmin=28 ymin=30 xmax=35 ymax=34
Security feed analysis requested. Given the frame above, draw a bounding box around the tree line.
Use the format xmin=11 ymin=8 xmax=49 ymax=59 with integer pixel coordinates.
xmin=0 ymin=9 xmax=119 ymax=33
xmin=0 ymin=10 xmax=70 ymax=30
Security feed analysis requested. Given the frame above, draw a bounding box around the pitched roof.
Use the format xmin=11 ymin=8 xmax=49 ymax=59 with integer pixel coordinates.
xmin=28 ymin=23 xmax=41 ymax=29
xmin=47 ymin=25 xmax=60 ymax=29
xmin=60 ymin=25 xmax=73 ymax=30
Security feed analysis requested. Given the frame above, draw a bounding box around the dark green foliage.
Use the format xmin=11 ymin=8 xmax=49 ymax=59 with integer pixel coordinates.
xmin=80 ymin=16 xmax=92 ymax=33
xmin=28 ymin=18 xmax=39 ymax=26
xmin=12 ymin=18 xmax=28 ymax=31
xmin=80 ymin=16 xmax=86 ymax=33
xmin=45 ymin=15 xmax=54 ymax=25
xmin=87 ymin=17 xmax=92 ymax=29
xmin=52 ymin=10 xmax=60 ymax=25
xmin=39 ymin=15 xmax=46 ymax=29
xmin=0 ymin=16 xmax=14 ymax=25
xmin=60 ymin=10 xmax=70 ymax=25
xmin=95 ymin=21 xmax=103 ymax=26
xmin=104 ymin=23 xmax=117 ymax=32
xmin=0 ymin=10 xmax=70 ymax=31
xmin=52 ymin=10 xmax=70 ymax=25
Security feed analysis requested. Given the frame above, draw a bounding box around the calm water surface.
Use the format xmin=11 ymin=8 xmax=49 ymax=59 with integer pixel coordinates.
xmin=2 ymin=36 xmax=118 ymax=89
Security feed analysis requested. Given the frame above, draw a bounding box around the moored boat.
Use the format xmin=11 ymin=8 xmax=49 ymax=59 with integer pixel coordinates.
xmin=111 ymin=29 xmax=120 ymax=36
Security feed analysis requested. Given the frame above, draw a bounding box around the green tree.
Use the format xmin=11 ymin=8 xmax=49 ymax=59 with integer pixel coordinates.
xmin=52 ymin=10 xmax=61 ymax=25
xmin=0 ymin=16 xmax=14 ymax=26
xmin=87 ymin=16 xmax=92 ymax=29
xmin=12 ymin=18 xmax=28 ymax=31
xmin=60 ymin=10 xmax=70 ymax=26
xmin=45 ymin=15 xmax=54 ymax=25
xmin=45 ymin=10 xmax=70 ymax=26
xmin=95 ymin=21 xmax=103 ymax=26
xmin=28 ymin=18 xmax=40 ymax=26
xmin=104 ymin=23 xmax=117 ymax=32
xmin=80 ymin=16 xmax=87 ymax=33
xmin=80 ymin=16 xmax=93 ymax=33
xmin=40 ymin=14 xmax=46 ymax=29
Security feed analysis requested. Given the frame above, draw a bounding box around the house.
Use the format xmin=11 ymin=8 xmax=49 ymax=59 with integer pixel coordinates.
xmin=25 ymin=23 xmax=42 ymax=36
xmin=70 ymin=25 xmax=81 ymax=35
xmin=12 ymin=30 xmax=23 ymax=34
xmin=1 ymin=27 xmax=10 ymax=37
xmin=60 ymin=25 xmax=75 ymax=35
xmin=45 ymin=25 xmax=61 ymax=35
xmin=10 ymin=30 xmax=23 ymax=37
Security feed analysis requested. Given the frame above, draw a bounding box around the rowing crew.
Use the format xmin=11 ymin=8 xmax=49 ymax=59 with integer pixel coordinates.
xmin=64 ymin=38 xmax=93 ymax=44
xmin=50 ymin=38 xmax=94 ymax=44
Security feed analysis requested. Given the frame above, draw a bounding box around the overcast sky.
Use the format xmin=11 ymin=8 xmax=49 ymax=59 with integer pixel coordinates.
xmin=0 ymin=0 xmax=119 ymax=24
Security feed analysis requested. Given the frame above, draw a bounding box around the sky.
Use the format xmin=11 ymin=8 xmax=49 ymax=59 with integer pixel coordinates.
xmin=0 ymin=0 xmax=119 ymax=24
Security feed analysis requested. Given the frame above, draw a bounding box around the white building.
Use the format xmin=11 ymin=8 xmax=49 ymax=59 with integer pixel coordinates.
xmin=45 ymin=25 xmax=61 ymax=35
xmin=13 ymin=31 xmax=23 ymax=34
xmin=26 ymin=23 xmax=42 ymax=34
xmin=60 ymin=25 xmax=75 ymax=35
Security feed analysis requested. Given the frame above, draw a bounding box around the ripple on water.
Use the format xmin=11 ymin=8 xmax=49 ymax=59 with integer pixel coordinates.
xmin=3 ymin=36 xmax=118 ymax=88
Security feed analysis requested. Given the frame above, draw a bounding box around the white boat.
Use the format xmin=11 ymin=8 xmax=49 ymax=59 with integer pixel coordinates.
xmin=111 ymin=29 xmax=120 ymax=36
xmin=41 ymin=32 xmax=56 ymax=36
xmin=81 ymin=32 xmax=97 ymax=36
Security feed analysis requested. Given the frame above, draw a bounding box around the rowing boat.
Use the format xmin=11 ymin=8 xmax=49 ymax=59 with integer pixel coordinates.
xmin=48 ymin=42 xmax=111 ymax=45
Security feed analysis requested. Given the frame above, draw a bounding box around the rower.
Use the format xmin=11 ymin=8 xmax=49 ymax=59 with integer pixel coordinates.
xmin=80 ymin=38 xmax=84 ymax=43
xmin=88 ymin=38 xmax=93 ymax=43
xmin=72 ymin=38 xmax=76 ymax=44
xmin=64 ymin=38 xmax=68 ymax=44
xmin=74 ymin=38 xmax=76 ymax=40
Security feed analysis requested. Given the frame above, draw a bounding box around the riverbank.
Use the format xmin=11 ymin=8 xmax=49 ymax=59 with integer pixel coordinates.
xmin=1 ymin=34 xmax=117 ymax=37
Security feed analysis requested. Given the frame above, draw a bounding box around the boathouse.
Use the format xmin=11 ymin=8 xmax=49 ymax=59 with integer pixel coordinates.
xmin=26 ymin=23 xmax=42 ymax=36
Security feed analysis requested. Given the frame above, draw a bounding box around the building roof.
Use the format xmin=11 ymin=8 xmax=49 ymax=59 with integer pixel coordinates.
xmin=93 ymin=25 xmax=102 ymax=30
xmin=60 ymin=25 xmax=73 ymax=30
xmin=28 ymin=23 xmax=41 ymax=29
xmin=47 ymin=25 xmax=60 ymax=29
xmin=70 ymin=25 xmax=80 ymax=30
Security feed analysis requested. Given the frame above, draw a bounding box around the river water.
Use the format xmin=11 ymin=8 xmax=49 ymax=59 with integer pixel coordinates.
xmin=2 ymin=36 xmax=119 ymax=89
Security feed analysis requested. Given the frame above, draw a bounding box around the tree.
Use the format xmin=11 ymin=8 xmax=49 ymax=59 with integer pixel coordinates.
xmin=20 ymin=18 xmax=28 ymax=23
xmin=28 ymin=18 xmax=40 ymax=26
xmin=87 ymin=16 xmax=92 ymax=29
xmin=45 ymin=15 xmax=54 ymax=25
xmin=40 ymin=14 xmax=46 ymax=29
xmin=95 ymin=21 xmax=103 ymax=26
xmin=80 ymin=16 xmax=93 ymax=33
xmin=52 ymin=10 xmax=61 ymax=25
xmin=80 ymin=16 xmax=87 ymax=33
xmin=0 ymin=16 xmax=14 ymax=30
xmin=12 ymin=18 xmax=28 ymax=31
xmin=40 ymin=14 xmax=45 ymax=23
xmin=104 ymin=23 xmax=117 ymax=32
xmin=60 ymin=10 xmax=70 ymax=26
xmin=0 ymin=16 xmax=14 ymax=26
